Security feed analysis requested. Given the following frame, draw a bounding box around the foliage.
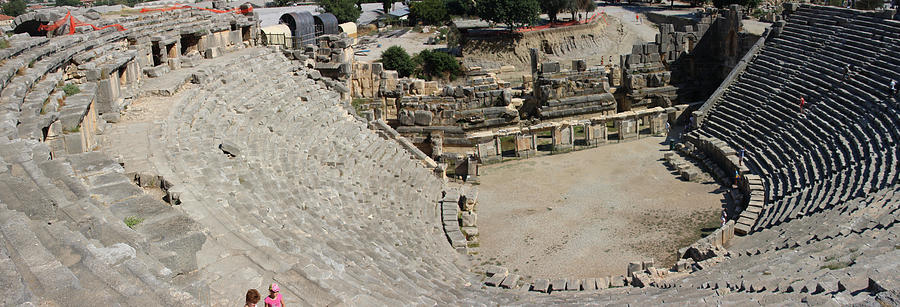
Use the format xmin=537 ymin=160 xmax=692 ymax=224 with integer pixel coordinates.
xmin=55 ymin=0 xmax=82 ymax=7
xmin=854 ymin=0 xmax=882 ymax=10
xmin=475 ymin=0 xmax=540 ymax=29
xmin=61 ymin=83 xmax=80 ymax=96
xmin=382 ymin=0 xmax=391 ymax=13
xmin=272 ymin=0 xmax=295 ymax=7
xmin=319 ymin=0 xmax=362 ymax=23
xmin=574 ymin=0 xmax=596 ymax=20
xmin=0 ymin=39 xmax=8 ymax=49
xmin=2 ymin=0 xmax=26 ymax=17
xmin=712 ymin=0 xmax=760 ymax=9
xmin=380 ymin=45 xmax=415 ymax=78
xmin=444 ymin=0 xmax=475 ymax=16
xmin=541 ymin=0 xmax=572 ymax=22
xmin=413 ymin=49 xmax=460 ymax=81
xmin=410 ymin=0 xmax=449 ymax=25
xmin=124 ymin=216 xmax=144 ymax=229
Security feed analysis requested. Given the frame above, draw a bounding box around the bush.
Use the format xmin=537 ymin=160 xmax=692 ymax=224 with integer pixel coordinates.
xmin=410 ymin=0 xmax=449 ymax=25
xmin=61 ymin=83 xmax=80 ymax=96
xmin=319 ymin=0 xmax=362 ymax=23
xmin=414 ymin=49 xmax=461 ymax=81
xmin=381 ymin=46 xmax=416 ymax=78
xmin=55 ymin=0 xmax=82 ymax=6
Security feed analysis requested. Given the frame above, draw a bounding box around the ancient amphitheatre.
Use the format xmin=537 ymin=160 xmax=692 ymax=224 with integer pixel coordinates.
xmin=0 ymin=0 xmax=897 ymax=305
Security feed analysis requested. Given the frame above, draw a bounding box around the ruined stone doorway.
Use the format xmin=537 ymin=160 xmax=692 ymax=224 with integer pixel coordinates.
xmin=151 ymin=43 xmax=163 ymax=66
xmin=181 ymin=34 xmax=201 ymax=56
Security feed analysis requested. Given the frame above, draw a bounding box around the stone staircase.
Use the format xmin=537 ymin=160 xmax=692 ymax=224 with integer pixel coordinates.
xmin=692 ymin=4 xmax=900 ymax=234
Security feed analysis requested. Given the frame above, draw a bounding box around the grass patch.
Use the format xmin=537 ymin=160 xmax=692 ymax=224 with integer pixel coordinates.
xmin=351 ymin=98 xmax=370 ymax=115
xmin=64 ymin=126 xmax=80 ymax=133
xmin=0 ymin=39 xmax=8 ymax=49
xmin=61 ymin=83 xmax=80 ymax=97
xmin=124 ymin=216 xmax=144 ymax=229
xmin=499 ymin=136 xmax=515 ymax=150
xmin=28 ymin=59 xmax=35 ymax=68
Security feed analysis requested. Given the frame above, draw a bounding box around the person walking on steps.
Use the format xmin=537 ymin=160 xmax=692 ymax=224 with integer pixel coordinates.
xmin=265 ymin=283 xmax=286 ymax=307
xmin=799 ymin=96 xmax=806 ymax=114
xmin=843 ymin=64 xmax=852 ymax=81
xmin=721 ymin=209 xmax=728 ymax=226
xmin=891 ymin=79 xmax=898 ymax=97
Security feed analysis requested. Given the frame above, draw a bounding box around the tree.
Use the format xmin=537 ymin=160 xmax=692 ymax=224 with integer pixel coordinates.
xmin=711 ymin=0 xmax=760 ymax=9
xmin=575 ymin=0 xmax=596 ymax=20
xmin=55 ymin=0 xmax=82 ymax=6
xmin=2 ymin=0 xmax=26 ymax=17
xmin=541 ymin=0 xmax=572 ymax=22
xmin=444 ymin=0 xmax=474 ymax=16
xmin=475 ymin=0 xmax=540 ymax=29
xmin=382 ymin=0 xmax=391 ymax=13
xmin=410 ymin=0 xmax=449 ymax=25
xmin=319 ymin=0 xmax=362 ymax=23
xmin=381 ymin=46 xmax=416 ymax=78
xmin=414 ymin=49 xmax=461 ymax=80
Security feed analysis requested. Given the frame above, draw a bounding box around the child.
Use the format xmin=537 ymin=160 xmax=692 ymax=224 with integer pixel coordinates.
xmin=265 ymin=283 xmax=286 ymax=307
xmin=245 ymin=289 xmax=261 ymax=307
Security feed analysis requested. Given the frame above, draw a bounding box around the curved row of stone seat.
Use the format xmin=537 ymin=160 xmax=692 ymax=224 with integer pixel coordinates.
xmin=691 ymin=4 xmax=900 ymax=233
xmin=140 ymin=49 xmax=493 ymax=305
xmin=0 ymin=138 xmax=204 ymax=305
xmin=673 ymin=184 xmax=900 ymax=305
xmin=0 ymin=8 xmax=256 ymax=306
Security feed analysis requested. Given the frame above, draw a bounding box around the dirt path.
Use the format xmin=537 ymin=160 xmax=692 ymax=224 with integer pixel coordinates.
xmin=474 ymin=135 xmax=724 ymax=279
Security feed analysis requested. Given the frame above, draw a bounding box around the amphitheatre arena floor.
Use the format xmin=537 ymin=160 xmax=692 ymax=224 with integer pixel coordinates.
xmin=475 ymin=135 xmax=725 ymax=279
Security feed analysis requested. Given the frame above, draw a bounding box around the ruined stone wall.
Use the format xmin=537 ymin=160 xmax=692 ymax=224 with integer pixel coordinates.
xmin=533 ymin=59 xmax=617 ymax=119
xmin=621 ymin=5 xmax=760 ymax=110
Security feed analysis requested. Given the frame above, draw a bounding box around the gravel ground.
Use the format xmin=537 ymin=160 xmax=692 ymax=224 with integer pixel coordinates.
xmin=474 ymin=135 xmax=725 ymax=279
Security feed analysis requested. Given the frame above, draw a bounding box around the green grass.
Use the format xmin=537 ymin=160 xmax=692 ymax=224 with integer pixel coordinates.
xmin=351 ymin=98 xmax=369 ymax=114
xmin=64 ymin=126 xmax=80 ymax=133
xmin=499 ymin=136 xmax=515 ymax=151
xmin=124 ymin=216 xmax=144 ymax=229
xmin=0 ymin=39 xmax=8 ymax=49
xmin=61 ymin=83 xmax=80 ymax=97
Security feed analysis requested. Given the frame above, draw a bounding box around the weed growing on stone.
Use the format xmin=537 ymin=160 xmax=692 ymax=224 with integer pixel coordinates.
xmin=61 ymin=83 xmax=80 ymax=96
xmin=124 ymin=216 xmax=144 ymax=229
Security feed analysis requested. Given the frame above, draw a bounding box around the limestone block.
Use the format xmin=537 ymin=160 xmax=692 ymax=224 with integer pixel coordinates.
xmin=627 ymin=262 xmax=642 ymax=277
xmin=219 ymin=141 xmax=241 ymax=157
xmin=541 ymin=61 xmax=560 ymax=74
xmin=532 ymin=279 xmax=550 ymax=292
xmin=413 ymin=110 xmax=433 ymax=126
xmin=460 ymin=226 xmax=478 ymax=238
xmin=460 ymin=211 xmax=476 ymax=227
xmin=399 ymin=110 xmax=414 ymax=126
xmin=631 ymin=273 xmax=652 ymax=288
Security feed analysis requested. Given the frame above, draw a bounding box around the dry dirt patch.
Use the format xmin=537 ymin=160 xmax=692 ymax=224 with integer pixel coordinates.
xmin=474 ymin=136 xmax=724 ymax=279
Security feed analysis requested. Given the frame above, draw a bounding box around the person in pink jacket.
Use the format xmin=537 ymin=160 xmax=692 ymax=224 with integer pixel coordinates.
xmin=265 ymin=283 xmax=286 ymax=307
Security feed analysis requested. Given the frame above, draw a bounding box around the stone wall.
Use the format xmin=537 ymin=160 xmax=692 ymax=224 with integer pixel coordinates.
xmin=621 ymin=5 xmax=760 ymax=109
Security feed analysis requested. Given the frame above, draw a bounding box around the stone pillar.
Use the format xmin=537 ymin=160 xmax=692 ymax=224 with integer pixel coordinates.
xmin=494 ymin=136 xmax=502 ymax=156
xmin=567 ymin=126 xmax=575 ymax=145
xmin=515 ymin=134 xmax=532 ymax=157
xmin=584 ymin=124 xmax=595 ymax=145
xmin=431 ymin=132 xmax=443 ymax=159
xmin=551 ymin=126 xmax=562 ymax=146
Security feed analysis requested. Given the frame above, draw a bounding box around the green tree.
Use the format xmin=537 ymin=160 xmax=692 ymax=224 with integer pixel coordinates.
xmin=2 ymin=0 xmax=26 ymax=17
xmin=381 ymin=46 xmax=415 ymax=78
xmin=410 ymin=0 xmax=449 ymax=25
xmin=414 ymin=49 xmax=461 ymax=81
xmin=541 ymin=0 xmax=572 ymax=22
xmin=382 ymin=0 xmax=391 ymax=13
xmin=55 ymin=0 xmax=82 ymax=6
xmin=574 ymin=0 xmax=595 ymax=20
xmin=475 ymin=0 xmax=540 ymax=29
xmin=711 ymin=0 xmax=759 ymax=9
xmin=445 ymin=0 xmax=474 ymax=16
xmin=319 ymin=0 xmax=362 ymax=23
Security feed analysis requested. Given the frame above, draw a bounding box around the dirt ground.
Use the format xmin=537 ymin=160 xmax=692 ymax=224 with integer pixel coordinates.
xmin=474 ymin=135 xmax=725 ymax=279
